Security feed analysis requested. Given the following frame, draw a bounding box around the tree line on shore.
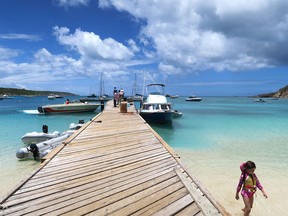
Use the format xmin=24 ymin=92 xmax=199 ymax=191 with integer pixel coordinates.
xmin=0 ymin=87 xmax=76 ymax=96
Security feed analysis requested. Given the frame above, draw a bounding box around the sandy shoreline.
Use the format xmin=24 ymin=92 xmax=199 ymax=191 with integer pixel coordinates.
xmin=176 ymin=149 xmax=288 ymax=216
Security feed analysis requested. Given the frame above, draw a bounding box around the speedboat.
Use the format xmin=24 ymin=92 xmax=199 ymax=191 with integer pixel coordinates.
xmin=185 ymin=96 xmax=202 ymax=102
xmin=16 ymin=133 xmax=72 ymax=160
xmin=139 ymin=84 xmax=174 ymax=123
xmin=38 ymin=101 xmax=100 ymax=114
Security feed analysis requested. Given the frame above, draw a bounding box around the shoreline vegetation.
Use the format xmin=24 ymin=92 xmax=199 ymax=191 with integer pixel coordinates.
xmin=256 ymin=84 xmax=288 ymax=98
xmin=1 ymin=84 xmax=288 ymax=98
xmin=0 ymin=87 xmax=76 ymax=97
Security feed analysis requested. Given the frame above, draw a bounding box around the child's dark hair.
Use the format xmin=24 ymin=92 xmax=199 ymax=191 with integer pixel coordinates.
xmin=244 ymin=161 xmax=256 ymax=170
xmin=241 ymin=161 xmax=256 ymax=184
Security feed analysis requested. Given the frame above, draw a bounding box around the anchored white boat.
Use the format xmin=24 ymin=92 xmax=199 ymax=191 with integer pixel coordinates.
xmin=185 ymin=96 xmax=202 ymax=102
xmin=139 ymin=84 xmax=175 ymax=123
xmin=38 ymin=101 xmax=100 ymax=114
xmin=16 ymin=132 xmax=73 ymax=160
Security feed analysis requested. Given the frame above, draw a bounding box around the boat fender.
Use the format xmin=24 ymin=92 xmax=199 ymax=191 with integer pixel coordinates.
xmin=29 ymin=143 xmax=39 ymax=160
xmin=42 ymin=125 xmax=48 ymax=133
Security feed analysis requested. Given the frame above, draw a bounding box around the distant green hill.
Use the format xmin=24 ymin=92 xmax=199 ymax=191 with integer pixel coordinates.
xmin=0 ymin=87 xmax=76 ymax=96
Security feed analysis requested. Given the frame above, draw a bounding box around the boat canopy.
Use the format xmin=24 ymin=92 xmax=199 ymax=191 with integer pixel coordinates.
xmin=146 ymin=83 xmax=166 ymax=96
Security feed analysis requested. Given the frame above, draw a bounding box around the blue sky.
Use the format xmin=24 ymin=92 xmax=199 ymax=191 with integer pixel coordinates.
xmin=0 ymin=0 xmax=287 ymax=96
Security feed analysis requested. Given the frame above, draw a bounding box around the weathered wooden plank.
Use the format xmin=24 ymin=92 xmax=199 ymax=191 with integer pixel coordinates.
xmin=89 ymin=181 xmax=185 ymax=216
xmin=57 ymin=174 xmax=181 ymax=216
xmin=6 ymin=167 xmax=178 ymax=216
xmin=2 ymin=161 xmax=178 ymax=215
xmin=130 ymin=188 xmax=189 ymax=216
xmin=175 ymin=203 xmax=203 ymax=216
xmin=151 ymin=194 xmax=194 ymax=216
xmin=15 ymin=148 xmax=170 ymax=193
xmin=105 ymin=184 xmax=188 ymax=216
xmin=8 ymin=153 xmax=174 ymax=202
xmin=175 ymin=168 xmax=222 ymax=216
xmin=30 ymin=142 xmax=164 ymax=178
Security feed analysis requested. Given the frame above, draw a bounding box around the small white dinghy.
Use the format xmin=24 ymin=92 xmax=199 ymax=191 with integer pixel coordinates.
xmin=21 ymin=125 xmax=60 ymax=144
xmin=16 ymin=133 xmax=72 ymax=160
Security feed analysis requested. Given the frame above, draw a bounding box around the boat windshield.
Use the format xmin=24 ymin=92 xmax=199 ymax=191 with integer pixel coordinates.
xmin=146 ymin=84 xmax=165 ymax=96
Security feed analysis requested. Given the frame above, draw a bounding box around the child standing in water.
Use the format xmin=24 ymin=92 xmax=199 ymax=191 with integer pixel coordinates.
xmin=235 ymin=161 xmax=268 ymax=216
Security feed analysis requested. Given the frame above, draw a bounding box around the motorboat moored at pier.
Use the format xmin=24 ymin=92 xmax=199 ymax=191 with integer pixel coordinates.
xmin=16 ymin=133 xmax=72 ymax=160
xmin=139 ymin=84 xmax=174 ymax=123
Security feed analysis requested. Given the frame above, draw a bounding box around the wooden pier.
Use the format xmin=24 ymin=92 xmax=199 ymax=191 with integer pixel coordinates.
xmin=0 ymin=101 xmax=229 ymax=215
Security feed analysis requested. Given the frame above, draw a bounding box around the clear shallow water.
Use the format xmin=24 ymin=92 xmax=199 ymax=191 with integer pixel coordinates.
xmin=0 ymin=96 xmax=100 ymax=199
xmin=1 ymin=96 xmax=288 ymax=215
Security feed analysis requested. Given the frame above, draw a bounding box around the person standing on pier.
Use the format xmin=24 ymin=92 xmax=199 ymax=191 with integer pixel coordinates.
xmin=119 ymin=89 xmax=124 ymax=104
xmin=113 ymin=87 xmax=118 ymax=107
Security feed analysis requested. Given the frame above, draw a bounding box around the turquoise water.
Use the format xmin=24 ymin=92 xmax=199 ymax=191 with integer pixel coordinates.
xmin=0 ymin=96 xmax=99 ymax=199
xmin=143 ymin=97 xmax=288 ymax=215
xmin=1 ymin=96 xmax=287 ymax=215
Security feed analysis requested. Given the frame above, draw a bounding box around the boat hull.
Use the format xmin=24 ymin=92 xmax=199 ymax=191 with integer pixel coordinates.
xmin=38 ymin=103 xmax=100 ymax=114
xmin=139 ymin=111 xmax=174 ymax=123
xmin=185 ymin=98 xmax=202 ymax=102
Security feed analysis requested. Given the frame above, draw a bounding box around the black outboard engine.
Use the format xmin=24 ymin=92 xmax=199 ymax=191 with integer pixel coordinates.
xmin=29 ymin=144 xmax=39 ymax=160
xmin=42 ymin=125 xmax=48 ymax=133
xmin=38 ymin=106 xmax=43 ymax=113
xmin=79 ymin=119 xmax=84 ymax=124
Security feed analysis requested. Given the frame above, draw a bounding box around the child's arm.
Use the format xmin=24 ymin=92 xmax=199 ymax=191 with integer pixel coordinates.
xmin=255 ymin=174 xmax=268 ymax=198
xmin=235 ymin=174 xmax=244 ymax=200
xmin=261 ymin=188 xmax=268 ymax=198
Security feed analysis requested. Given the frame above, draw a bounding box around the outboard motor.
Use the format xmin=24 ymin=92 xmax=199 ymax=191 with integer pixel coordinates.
xmin=38 ymin=106 xmax=43 ymax=113
xmin=42 ymin=125 xmax=48 ymax=133
xmin=79 ymin=119 xmax=84 ymax=124
xmin=29 ymin=144 xmax=39 ymax=160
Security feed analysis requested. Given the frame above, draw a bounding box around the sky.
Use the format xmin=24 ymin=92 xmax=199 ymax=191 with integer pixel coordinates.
xmin=0 ymin=0 xmax=288 ymax=96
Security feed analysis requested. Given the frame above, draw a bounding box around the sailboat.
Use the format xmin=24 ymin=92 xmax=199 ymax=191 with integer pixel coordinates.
xmin=80 ymin=73 xmax=109 ymax=103
xmin=128 ymin=74 xmax=143 ymax=101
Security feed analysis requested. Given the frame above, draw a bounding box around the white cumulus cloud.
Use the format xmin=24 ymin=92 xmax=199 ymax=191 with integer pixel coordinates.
xmin=53 ymin=26 xmax=134 ymax=61
xmin=100 ymin=0 xmax=288 ymax=73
